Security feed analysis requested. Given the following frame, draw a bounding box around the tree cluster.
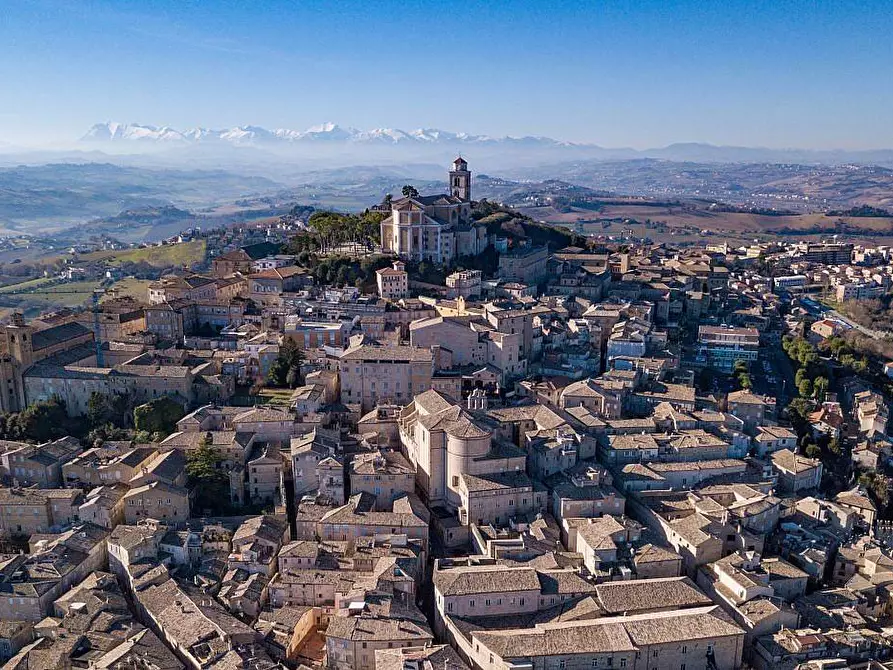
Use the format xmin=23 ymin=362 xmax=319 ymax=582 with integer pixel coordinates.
xmin=300 ymin=210 xmax=384 ymax=255
xmin=313 ymin=254 xmax=393 ymax=289
xmin=836 ymin=297 xmax=893 ymax=333
xmin=186 ymin=433 xmax=230 ymax=514
xmin=268 ymin=337 xmax=304 ymax=389
xmin=134 ymin=396 xmax=186 ymax=439
xmin=859 ymin=470 xmax=890 ymax=508
xmin=733 ymin=360 xmax=752 ymax=390
xmin=0 ymin=398 xmax=82 ymax=443
xmin=782 ymin=336 xmax=834 ymax=400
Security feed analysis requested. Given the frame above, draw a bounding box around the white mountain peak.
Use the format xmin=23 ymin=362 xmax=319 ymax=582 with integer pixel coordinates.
xmin=79 ymin=121 xmax=566 ymax=148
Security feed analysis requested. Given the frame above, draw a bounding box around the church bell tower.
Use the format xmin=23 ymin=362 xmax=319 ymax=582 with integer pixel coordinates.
xmin=449 ymin=157 xmax=471 ymax=201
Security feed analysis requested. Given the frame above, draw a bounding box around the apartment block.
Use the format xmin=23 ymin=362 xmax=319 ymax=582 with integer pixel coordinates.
xmin=697 ymin=325 xmax=760 ymax=372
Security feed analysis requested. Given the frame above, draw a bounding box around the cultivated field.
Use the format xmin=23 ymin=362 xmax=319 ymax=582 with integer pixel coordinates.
xmin=78 ymin=240 xmax=207 ymax=267
xmin=103 ymin=278 xmax=153 ymax=303
xmin=517 ymin=202 xmax=893 ymax=244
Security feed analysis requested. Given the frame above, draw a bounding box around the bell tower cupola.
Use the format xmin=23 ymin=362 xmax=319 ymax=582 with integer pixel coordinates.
xmin=449 ymin=157 xmax=471 ymax=201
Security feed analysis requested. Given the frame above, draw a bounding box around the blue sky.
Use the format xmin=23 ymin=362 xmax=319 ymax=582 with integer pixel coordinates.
xmin=2 ymin=0 xmax=892 ymax=148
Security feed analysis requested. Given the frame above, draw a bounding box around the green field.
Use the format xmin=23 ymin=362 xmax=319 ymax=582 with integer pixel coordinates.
xmin=79 ymin=240 xmax=207 ymax=268
xmin=20 ymin=280 xmax=104 ymax=305
xmin=0 ymin=280 xmax=104 ymax=314
xmin=103 ymin=277 xmax=154 ymax=302
xmin=0 ymin=276 xmax=56 ymax=294
xmin=254 ymin=388 xmax=294 ymax=406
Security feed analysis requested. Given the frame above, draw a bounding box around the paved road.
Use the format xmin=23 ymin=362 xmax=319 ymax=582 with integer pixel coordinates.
xmin=825 ymin=307 xmax=889 ymax=340
xmin=798 ymin=297 xmax=889 ymax=340
xmin=762 ymin=343 xmax=796 ymax=406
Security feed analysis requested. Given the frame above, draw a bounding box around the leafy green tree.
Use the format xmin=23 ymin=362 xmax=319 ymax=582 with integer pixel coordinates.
xmin=267 ymin=338 xmax=304 ymax=388
xmin=186 ymin=434 xmax=229 ymax=514
xmin=286 ymin=366 xmax=301 ymax=389
xmin=88 ymin=392 xmax=132 ymax=429
xmin=267 ymin=356 xmax=289 ymax=387
xmin=785 ymin=397 xmax=815 ymax=440
xmin=828 ymin=437 xmax=841 ymax=455
xmin=87 ymin=424 xmax=131 ymax=447
xmin=798 ymin=378 xmax=813 ymax=398
xmin=0 ymin=398 xmax=77 ymax=443
xmin=813 ymin=377 xmax=829 ymax=401
xmin=134 ymin=396 xmax=186 ymax=437
xmin=805 ymin=443 xmax=822 ymax=459
xmin=733 ymin=360 xmax=749 ymax=375
xmin=697 ymin=367 xmax=715 ymax=392
xmin=859 ymin=470 xmax=890 ymax=507
xmin=401 ymin=185 xmax=419 ymax=198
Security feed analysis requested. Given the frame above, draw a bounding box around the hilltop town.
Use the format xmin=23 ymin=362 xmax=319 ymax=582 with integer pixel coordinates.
xmin=2 ymin=158 xmax=893 ymax=670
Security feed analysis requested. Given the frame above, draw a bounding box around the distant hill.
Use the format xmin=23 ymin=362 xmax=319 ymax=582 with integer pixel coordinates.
xmin=0 ymin=163 xmax=284 ymax=232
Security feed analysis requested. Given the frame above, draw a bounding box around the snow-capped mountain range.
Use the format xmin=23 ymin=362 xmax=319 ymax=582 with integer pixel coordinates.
xmin=81 ymin=122 xmax=571 ymax=147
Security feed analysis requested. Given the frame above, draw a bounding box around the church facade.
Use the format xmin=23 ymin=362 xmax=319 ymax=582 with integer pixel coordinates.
xmin=380 ymin=157 xmax=487 ymax=264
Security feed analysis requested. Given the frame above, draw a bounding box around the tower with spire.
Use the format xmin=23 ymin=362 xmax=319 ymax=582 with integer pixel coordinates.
xmin=449 ymin=157 xmax=471 ymax=201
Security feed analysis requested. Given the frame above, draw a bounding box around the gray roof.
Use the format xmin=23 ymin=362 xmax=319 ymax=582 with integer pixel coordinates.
xmin=32 ymin=322 xmax=92 ymax=351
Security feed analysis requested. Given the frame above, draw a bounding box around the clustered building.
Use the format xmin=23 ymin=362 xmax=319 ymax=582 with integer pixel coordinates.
xmin=3 ymin=163 xmax=893 ymax=670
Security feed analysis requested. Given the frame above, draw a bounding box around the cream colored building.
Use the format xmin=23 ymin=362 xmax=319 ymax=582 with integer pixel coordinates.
xmin=62 ymin=445 xmax=157 ymax=488
xmin=696 ymin=551 xmax=804 ymax=646
xmin=123 ymin=480 xmax=189 ymax=526
xmin=78 ymin=484 xmax=128 ymax=529
xmin=398 ymin=390 xmax=530 ymax=514
xmin=446 ymin=269 xmax=482 ymax=299
xmin=0 ymin=487 xmax=82 ymax=536
xmin=340 ymin=344 xmax=434 ymax=412
xmin=770 ymin=449 xmax=822 ymax=493
xmin=316 ymin=493 xmax=428 ymax=547
xmin=409 ymin=315 xmax=526 ymax=383
xmin=349 ymin=450 xmax=416 ymax=510
xmin=458 ymin=606 xmax=744 ymax=670
xmin=247 ymin=444 xmax=282 ymax=505
xmin=376 ymin=261 xmax=409 ymax=299
xmin=433 ymin=561 xmax=743 ymax=670
xmin=326 ymin=616 xmax=433 ymax=670
xmin=229 ymin=515 xmax=289 ymax=576
xmin=379 ymin=158 xmax=486 ymax=264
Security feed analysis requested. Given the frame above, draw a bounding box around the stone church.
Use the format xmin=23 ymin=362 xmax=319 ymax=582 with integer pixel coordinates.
xmin=380 ymin=157 xmax=487 ymax=264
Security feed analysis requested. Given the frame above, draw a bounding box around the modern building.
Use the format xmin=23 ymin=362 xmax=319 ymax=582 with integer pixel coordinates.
xmin=697 ymin=325 xmax=760 ymax=372
xmin=804 ymin=243 xmax=853 ymax=265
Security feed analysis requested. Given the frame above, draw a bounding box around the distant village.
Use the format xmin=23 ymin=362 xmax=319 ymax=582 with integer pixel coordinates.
xmin=2 ymin=159 xmax=893 ymax=670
